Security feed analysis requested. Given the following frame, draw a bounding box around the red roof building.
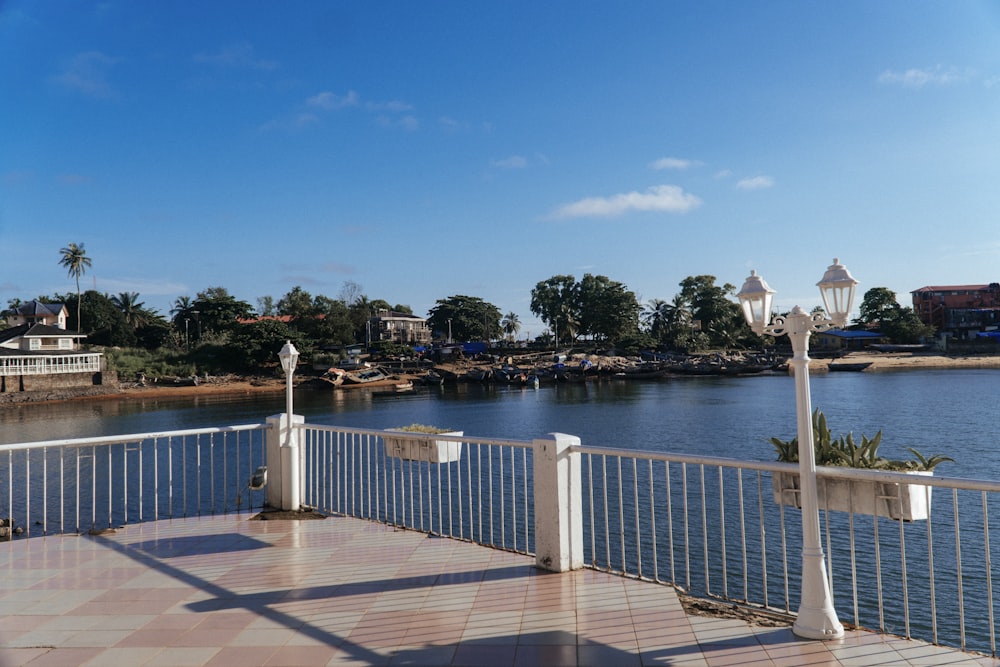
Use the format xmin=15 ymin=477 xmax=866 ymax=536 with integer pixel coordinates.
xmin=911 ymin=283 xmax=1000 ymax=335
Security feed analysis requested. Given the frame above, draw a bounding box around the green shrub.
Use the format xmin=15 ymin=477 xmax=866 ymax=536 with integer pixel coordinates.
xmin=392 ymin=424 xmax=453 ymax=434
xmin=770 ymin=410 xmax=952 ymax=471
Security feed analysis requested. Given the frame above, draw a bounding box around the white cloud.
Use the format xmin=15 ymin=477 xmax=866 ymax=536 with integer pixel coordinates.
xmin=649 ymin=157 xmax=701 ymax=170
xmin=877 ymin=65 xmax=968 ymax=88
xmin=258 ymin=112 xmax=319 ymax=132
xmin=714 ymin=169 xmax=732 ymax=179
xmin=551 ymin=184 xmax=701 ymax=219
xmin=491 ymin=156 xmax=527 ymax=169
xmin=304 ymin=91 xmax=415 ymax=129
xmin=736 ymin=176 xmax=774 ymax=191
xmin=366 ymin=99 xmax=413 ymax=112
xmin=193 ymin=43 xmax=276 ymax=71
xmin=307 ymin=90 xmax=360 ymax=110
xmin=52 ymin=51 xmax=119 ymax=98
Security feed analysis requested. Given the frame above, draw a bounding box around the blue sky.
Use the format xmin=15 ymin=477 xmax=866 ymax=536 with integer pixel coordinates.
xmin=3 ymin=2 xmax=1000 ymax=336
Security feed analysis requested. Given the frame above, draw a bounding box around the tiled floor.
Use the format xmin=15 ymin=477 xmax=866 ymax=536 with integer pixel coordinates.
xmin=0 ymin=514 xmax=997 ymax=666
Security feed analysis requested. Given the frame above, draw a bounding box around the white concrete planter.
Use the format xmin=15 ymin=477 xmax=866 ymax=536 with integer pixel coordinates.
xmin=383 ymin=430 xmax=463 ymax=463
xmin=772 ymin=470 xmax=933 ymax=521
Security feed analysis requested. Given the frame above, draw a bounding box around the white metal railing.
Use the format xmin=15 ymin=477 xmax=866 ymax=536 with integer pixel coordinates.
xmin=0 ymin=424 xmax=269 ymax=537
xmin=5 ymin=419 xmax=1000 ymax=656
xmin=0 ymin=353 xmax=102 ymax=376
xmin=300 ymin=425 xmax=534 ymax=555
xmin=575 ymin=443 xmax=1000 ymax=657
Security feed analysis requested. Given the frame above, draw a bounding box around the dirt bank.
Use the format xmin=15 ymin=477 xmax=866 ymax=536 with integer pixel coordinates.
xmin=6 ymin=351 xmax=1000 ymax=407
xmin=809 ymin=351 xmax=1000 ymax=372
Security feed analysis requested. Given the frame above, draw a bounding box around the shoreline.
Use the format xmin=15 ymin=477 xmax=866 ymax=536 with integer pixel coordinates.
xmin=6 ymin=351 xmax=1000 ymax=407
xmin=808 ymin=350 xmax=1000 ymax=372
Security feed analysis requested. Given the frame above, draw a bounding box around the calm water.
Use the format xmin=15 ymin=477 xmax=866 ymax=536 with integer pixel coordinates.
xmin=3 ymin=368 xmax=999 ymax=480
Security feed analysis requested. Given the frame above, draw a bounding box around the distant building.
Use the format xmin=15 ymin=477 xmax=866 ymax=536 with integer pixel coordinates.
xmin=911 ymin=284 xmax=1000 ymax=338
xmin=0 ymin=301 xmax=104 ymax=395
xmin=369 ymin=310 xmax=431 ymax=345
xmin=6 ymin=300 xmax=68 ymax=330
xmin=813 ymin=329 xmax=886 ymax=351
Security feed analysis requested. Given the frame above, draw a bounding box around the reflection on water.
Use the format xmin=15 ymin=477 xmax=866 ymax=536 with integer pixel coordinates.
xmin=3 ymin=369 xmax=1000 ymax=480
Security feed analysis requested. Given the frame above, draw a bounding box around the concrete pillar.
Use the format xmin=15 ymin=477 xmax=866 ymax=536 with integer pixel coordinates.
xmin=533 ymin=432 xmax=584 ymax=572
xmin=265 ymin=413 xmax=305 ymax=511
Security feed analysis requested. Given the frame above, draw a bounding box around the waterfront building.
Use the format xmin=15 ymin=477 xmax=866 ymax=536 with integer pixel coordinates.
xmin=0 ymin=300 xmax=103 ymax=395
xmin=912 ymin=283 xmax=1000 ymax=337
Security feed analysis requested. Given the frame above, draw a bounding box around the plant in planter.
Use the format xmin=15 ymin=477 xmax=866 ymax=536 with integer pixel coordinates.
xmin=770 ymin=410 xmax=952 ymax=520
xmin=383 ymin=424 xmax=464 ymax=463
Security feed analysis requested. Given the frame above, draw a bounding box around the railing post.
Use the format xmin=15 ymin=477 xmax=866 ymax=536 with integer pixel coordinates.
xmin=265 ymin=413 xmax=304 ymax=511
xmin=533 ymin=432 xmax=584 ymax=572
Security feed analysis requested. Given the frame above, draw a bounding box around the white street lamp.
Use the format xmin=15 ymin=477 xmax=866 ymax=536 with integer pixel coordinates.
xmin=737 ymin=258 xmax=858 ymax=640
xmin=278 ymin=340 xmax=299 ymax=439
xmin=277 ymin=340 xmax=300 ymax=511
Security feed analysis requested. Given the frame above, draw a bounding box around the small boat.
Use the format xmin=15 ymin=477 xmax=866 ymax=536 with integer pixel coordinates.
xmin=318 ymin=368 xmax=347 ymax=386
xmin=828 ymin=362 xmax=872 ymax=372
xmin=341 ymin=367 xmax=392 ymax=385
xmin=373 ymin=381 xmax=415 ymax=396
xmin=423 ymin=370 xmax=445 ymax=385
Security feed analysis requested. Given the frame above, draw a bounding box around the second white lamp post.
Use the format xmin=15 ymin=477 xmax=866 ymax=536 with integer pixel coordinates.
xmin=278 ymin=340 xmax=300 ymax=511
xmin=737 ymin=258 xmax=858 ymax=640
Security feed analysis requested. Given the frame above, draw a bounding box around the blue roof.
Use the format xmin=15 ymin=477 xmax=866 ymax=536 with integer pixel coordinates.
xmin=819 ymin=329 xmax=883 ymax=339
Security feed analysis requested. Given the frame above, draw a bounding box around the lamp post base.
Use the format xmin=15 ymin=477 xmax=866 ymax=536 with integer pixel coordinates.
xmin=793 ymin=611 xmax=845 ymax=640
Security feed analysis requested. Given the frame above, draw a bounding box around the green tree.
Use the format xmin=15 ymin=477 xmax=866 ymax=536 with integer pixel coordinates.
xmin=530 ymin=275 xmax=579 ymax=346
xmin=64 ymin=290 xmax=134 ymax=347
xmin=501 ymin=312 xmax=521 ymax=343
xmin=427 ymin=295 xmax=502 ymax=342
xmin=58 ymin=242 xmax=92 ymax=331
xmin=676 ymin=275 xmax=745 ymax=350
xmin=856 ymin=287 xmax=901 ymax=326
xmin=881 ymin=307 xmax=935 ymax=343
xmin=191 ymin=287 xmax=253 ymax=336
xmin=257 ymin=296 xmax=276 ymax=317
xmin=277 ymin=286 xmax=315 ymax=319
xmin=853 ymin=287 xmax=934 ymax=343
xmin=110 ymin=292 xmax=150 ymax=330
xmin=643 ymin=299 xmax=671 ymax=341
xmin=576 ymin=273 xmax=640 ymax=344
xmin=225 ymin=320 xmax=301 ymax=371
xmin=663 ymin=295 xmax=696 ymax=350
xmin=310 ymin=298 xmax=356 ymax=345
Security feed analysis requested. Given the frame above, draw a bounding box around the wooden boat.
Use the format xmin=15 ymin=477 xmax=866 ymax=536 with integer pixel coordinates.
xmin=373 ymin=381 xmax=415 ymax=396
xmin=828 ymin=362 xmax=872 ymax=372
xmin=341 ymin=367 xmax=392 ymax=385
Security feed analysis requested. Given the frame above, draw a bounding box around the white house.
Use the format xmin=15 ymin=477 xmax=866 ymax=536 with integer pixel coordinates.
xmin=0 ymin=300 xmax=103 ymax=393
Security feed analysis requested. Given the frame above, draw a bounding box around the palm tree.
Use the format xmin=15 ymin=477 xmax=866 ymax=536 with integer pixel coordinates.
xmin=171 ymin=296 xmax=197 ymax=349
xmin=501 ymin=312 xmax=521 ymax=343
xmin=643 ymin=299 xmax=671 ymax=341
xmin=111 ymin=292 xmax=148 ymax=330
xmin=59 ymin=242 xmax=92 ymax=331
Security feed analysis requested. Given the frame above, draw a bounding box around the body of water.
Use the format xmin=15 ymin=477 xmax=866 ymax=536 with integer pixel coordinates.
xmin=3 ymin=368 xmax=999 ymax=480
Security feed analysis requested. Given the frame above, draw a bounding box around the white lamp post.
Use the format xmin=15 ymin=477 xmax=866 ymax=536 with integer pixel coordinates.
xmin=737 ymin=258 xmax=858 ymax=640
xmin=277 ymin=340 xmax=300 ymax=511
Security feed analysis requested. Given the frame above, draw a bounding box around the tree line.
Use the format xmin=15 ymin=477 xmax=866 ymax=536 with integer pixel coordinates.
xmin=1 ymin=243 xmax=935 ymax=376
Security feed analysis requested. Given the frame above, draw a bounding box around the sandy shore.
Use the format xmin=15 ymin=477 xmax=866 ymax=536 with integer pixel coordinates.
xmin=11 ymin=350 xmax=991 ymax=406
xmin=114 ymin=378 xmax=288 ymax=400
xmin=111 ymin=352 xmax=1000 ymax=401
xmin=808 ymin=350 xmax=1000 ymax=372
